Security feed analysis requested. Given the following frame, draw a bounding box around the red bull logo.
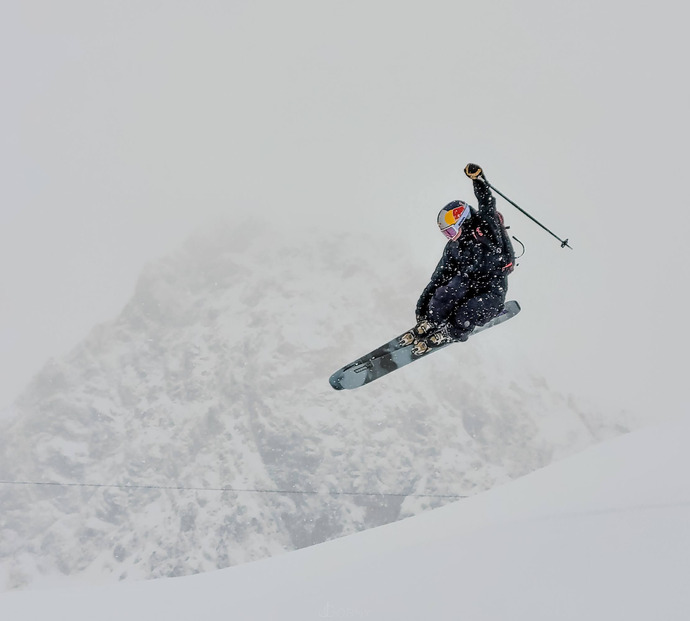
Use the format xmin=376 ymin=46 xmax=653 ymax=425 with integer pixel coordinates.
xmin=443 ymin=203 xmax=469 ymax=227
xmin=437 ymin=201 xmax=471 ymax=240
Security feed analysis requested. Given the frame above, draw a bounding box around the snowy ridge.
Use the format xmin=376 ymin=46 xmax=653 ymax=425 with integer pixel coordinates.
xmin=1 ymin=414 xmax=688 ymax=620
xmin=0 ymin=222 xmax=630 ymax=591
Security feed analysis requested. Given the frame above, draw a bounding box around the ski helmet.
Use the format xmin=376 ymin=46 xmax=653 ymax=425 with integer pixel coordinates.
xmin=437 ymin=201 xmax=471 ymax=240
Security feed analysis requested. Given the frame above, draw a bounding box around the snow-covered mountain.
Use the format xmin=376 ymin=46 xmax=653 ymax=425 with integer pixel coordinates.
xmin=2 ymin=413 xmax=687 ymax=620
xmin=0 ymin=222 xmax=630 ymax=591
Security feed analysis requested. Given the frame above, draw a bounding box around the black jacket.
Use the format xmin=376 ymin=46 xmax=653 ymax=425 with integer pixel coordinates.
xmin=416 ymin=180 xmax=515 ymax=319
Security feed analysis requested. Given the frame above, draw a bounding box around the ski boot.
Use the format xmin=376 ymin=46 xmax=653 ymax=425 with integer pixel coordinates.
xmin=399 ymin=318 xmax=436 ymax=346
xmin=411 ymin=323 xmax=455 ymax=356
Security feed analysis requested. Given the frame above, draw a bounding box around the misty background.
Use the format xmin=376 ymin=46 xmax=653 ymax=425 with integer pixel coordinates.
xmin=2 ymin=0 xmax=689 ymax=418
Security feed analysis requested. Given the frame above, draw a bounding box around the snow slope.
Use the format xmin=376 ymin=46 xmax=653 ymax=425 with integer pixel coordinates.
xmin=1 ymin=413 xmax=687 ymax=620
xmin=0 ymin=223 xmax=632 ymax=590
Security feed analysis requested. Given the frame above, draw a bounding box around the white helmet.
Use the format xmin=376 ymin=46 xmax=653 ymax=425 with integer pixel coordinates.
xmin=437 ymin=201 xmax=472 ymax=240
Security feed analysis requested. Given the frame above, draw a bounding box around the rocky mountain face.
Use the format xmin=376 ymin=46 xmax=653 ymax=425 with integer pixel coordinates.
xmin=0 ymin=222 xmax=629 ymax=590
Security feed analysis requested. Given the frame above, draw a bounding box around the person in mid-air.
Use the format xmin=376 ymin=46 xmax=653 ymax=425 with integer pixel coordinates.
xmin=402 ymin=163 xmax=516 ymax=355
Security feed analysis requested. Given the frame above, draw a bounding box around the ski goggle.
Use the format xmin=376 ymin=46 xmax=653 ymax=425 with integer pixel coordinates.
xmin=441 ymin=223 xmax=463 ymax=240
xmin=438 ymin=203 xmax=470 ymax=240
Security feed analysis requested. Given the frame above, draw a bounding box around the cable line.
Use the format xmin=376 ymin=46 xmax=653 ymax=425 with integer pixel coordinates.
xmin=0 ymin=479 xmax=466 ymax=500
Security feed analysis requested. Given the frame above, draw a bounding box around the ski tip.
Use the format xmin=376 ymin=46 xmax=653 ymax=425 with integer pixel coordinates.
xmin=329 ymin=374 xmax=344 ymax=390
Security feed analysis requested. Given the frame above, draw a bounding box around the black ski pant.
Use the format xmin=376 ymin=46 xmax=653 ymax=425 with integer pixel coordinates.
xmin=426 ymin=275 xmax=506 ymax=340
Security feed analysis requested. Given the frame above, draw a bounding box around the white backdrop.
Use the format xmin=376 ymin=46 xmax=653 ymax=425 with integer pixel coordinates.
xmin=2 ymin=1 xmax=688 ymax=417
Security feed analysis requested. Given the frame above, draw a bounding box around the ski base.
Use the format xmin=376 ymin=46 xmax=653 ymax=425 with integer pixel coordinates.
xmin=329 ymin=300 xmax=521 ymax=390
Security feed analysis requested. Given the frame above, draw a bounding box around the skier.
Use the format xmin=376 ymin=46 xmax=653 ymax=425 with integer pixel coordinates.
xmin=402 ymin=163 xmax=516 ymax=355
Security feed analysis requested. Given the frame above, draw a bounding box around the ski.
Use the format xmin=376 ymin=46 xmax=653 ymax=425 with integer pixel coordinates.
xmin=329 ymin=300 xmax=521 ymax=390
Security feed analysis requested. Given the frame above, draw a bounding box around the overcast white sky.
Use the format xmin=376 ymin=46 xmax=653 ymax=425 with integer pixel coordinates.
xmin=1 ymin=1 xmax=689 ymax=417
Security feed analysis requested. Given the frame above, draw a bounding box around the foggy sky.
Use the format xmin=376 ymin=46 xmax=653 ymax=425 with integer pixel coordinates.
xmin=2 ymin=1 xmax=689 ymax=418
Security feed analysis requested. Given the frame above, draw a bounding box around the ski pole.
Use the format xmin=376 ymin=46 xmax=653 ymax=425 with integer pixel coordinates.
xmin=487 ymin=182 xmax=573 ymax=250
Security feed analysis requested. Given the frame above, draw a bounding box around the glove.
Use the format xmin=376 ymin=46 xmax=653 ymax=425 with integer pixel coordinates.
xmin=464 ymin=163 xmax=485 ymax=180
